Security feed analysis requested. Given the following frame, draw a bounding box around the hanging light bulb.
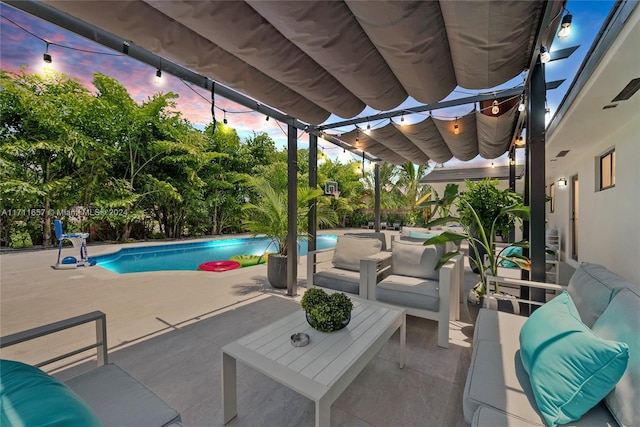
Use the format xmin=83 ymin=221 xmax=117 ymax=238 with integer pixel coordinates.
xmin=453 ymin=118 xmax=459 ymax=135
xmin=558 ymin=12 xmax=573 ymax=39
xmin=518 ymin=95 xmax=525 ymax=112
xmin=400 ymin=113 xmax=405 ymax=125
xmin=223 ymin=110 xmax=228 ymax=125
xmin=491 ymin=162 xmax=495 ymax=168
xmin=510 ymin=158 xmax=516 ymax=166
xmin=540 ymin=46 xmax=551 ymax=63
xmin=367 ymin=122 xmax=370 ymax=130
xmin=43 ymin=42 xmax=52 ymax=63
xmin=545 ymin=106 xmax=551 ymax=119
xmin=491 ymin=100 xmax=499 ymax=115
xmin=154 ymin=68 xmax=162 ymax=84
xmin=265 ymin=115 xmax=270 ymax=122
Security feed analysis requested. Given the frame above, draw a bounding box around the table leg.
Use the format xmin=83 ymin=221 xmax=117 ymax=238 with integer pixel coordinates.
xmin=315 ymin=397 xmax=331 ymax=427
xmin=399 ymin=312 xmax=406 ymax=368
xmin=222 ymin=351 xmax=237 ymax=425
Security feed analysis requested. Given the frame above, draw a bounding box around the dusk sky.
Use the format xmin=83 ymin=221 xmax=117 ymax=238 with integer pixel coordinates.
xmin=0 ymin=1 xmax=615 ymax=168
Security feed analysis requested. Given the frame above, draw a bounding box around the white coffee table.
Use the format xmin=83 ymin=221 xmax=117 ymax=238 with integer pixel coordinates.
xmin=222 ymin=298 xmax=406 ymax=426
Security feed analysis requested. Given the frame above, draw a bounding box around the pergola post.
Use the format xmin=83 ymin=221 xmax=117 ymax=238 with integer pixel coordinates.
xmin=525 ymin=60 xmax=547 ymax=308
xmin=508 ymin=147 xmax=516 ymax=243
xmin=308 ymin=133 xmax=318 ymax=255
xmin=374 ymin=163 xmax=381 ymax=232
xmin=287 ymin=124 xmax=298 ymax=296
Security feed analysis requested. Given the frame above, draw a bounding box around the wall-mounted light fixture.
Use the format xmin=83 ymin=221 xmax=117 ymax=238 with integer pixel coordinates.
xmin=557 ymin=178 xmax=567 ymax=187
xmin=540 ymin=46 xmax=551 ymax=63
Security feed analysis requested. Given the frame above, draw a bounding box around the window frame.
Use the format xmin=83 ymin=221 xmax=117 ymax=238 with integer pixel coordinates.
xmin=599 ymin=149 xmax=615 ymax=191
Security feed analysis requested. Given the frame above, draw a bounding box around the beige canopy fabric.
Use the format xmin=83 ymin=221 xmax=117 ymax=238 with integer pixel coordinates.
xmin=339 ymin=104 xmax=520 ymax=165
xmin=40 ymin=0 xmax=563 ymax=162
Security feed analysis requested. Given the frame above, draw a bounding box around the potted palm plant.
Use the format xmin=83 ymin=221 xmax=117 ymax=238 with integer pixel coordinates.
xmin=422 ymin=179 xmax=530 ymax=314
xmin=243 ymin=179 xmax=337 ymax=288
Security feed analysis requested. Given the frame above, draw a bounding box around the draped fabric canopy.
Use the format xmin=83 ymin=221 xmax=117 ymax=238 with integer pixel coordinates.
xmin=39 ymin=0 xmax=563 ymax=163
xmin=339 ymin=104 xmax=519 ymax=165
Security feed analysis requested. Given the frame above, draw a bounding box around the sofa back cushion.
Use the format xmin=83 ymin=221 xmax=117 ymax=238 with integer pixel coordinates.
xmin=331 ymin=235 xmax=382 ymax=271
xmin=519 ymin=292 xmax=629 ymax=427
xmin=0 ymin=359 xmax=101 ymax=427
xmin=568 ymin=263 xmax=634 ymax=327
xmin=391 ymin=240 xmax=443 ymax=280
xmin=344 ymin=232 xmax=387 ymax=251
xmin=592 ymin=287 xmax=640 ymax=427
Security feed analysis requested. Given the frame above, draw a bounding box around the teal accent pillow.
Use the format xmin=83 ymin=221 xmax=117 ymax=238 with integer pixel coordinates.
xmin=407 ymin=231 xmax=436 ymax=240
xmin=519 ymin=292 xmax=629 ymax=427
xmin=499 ymin=245 xmax=522 ymax=268
xmin=0 ymin=359 xmax=101 ymax=427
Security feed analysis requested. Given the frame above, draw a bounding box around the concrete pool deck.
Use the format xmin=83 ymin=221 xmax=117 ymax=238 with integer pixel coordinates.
xmin=1 ymin=229 xmax=475 ymax=426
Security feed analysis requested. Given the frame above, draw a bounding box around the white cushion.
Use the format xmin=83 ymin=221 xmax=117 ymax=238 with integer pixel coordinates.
xmin=331 ymin=235 xmax=382 ymax=271
xmin=65 ymin=363 xmax=181 ymax=427
xmin=391 ymin=239 xmax=442 ymax=280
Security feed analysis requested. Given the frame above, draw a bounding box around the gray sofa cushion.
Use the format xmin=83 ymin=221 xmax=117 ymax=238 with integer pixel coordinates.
xmin=567 ymin=263 xmax=634 ymax=327
xmin=331 ymin=235 xmax=382 ymax=271
xmin=472 ymin=308 xmax=528 ymax=346
xmin=313 ymin=267 xmax=361 ymax=295
xmin=592 ymin=287 xmax=640 ymax=427
xmin=65 ymin=363 xmax=181 ymax=427
xmin=376 ymin=275 xmax=440 ymax=311
xmin=344 ymin=232 xmax=387 ymax=251
xmin=390 ymin=239 xmax=442 ymax=280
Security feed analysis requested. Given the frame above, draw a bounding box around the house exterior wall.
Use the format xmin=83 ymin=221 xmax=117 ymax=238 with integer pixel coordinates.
xmin=546 ymin=118 xmax=640 ymax=283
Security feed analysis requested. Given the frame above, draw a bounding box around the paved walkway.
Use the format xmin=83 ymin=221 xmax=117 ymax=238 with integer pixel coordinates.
xmin=0 ymin=229 xmax=475 ymax=426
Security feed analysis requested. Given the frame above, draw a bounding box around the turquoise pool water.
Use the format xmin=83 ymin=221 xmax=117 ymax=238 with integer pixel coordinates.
xmin=92 ymin=235 xmax=338 ymax=274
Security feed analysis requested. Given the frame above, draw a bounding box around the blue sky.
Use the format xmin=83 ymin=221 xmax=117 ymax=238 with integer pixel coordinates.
xmin=0 ymin=1 xmax=615 ymax=167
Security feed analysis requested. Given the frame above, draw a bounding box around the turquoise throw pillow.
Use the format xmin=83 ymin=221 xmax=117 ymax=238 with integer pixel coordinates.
xmin=519 ymin=292 xmax=629 ymax=427
xmin=499 ymin=245 xmax=522 ymax=268
xmin=407 ymin=231 xmax=436 ymax=240
xmin=0 ymin=359 xmax=101 ymax=427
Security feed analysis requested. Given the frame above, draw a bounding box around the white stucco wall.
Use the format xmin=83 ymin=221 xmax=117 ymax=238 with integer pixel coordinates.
xmin=547 ymin=118 xmax=640 ymax=283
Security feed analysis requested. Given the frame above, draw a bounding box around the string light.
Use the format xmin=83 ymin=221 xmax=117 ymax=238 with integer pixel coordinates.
xmin=540 ymin=46 xmax=551 ymax=63
xmin=154 ymin=68 xmax=162 ymax=84
xmin=491 ymin=162 xmax=495 ymax=168
xmin=223 ymin=109 xmax=228 ymax=125
xmin=558 ymin=12 xmax=573 ymax=39
xmin=43 ymin=42 xmax=52 ymax=63
xmin=400 ymin=113 xmax=405 ymax=125
xmin=210 ymin=82 xmax=216 ymax=134
xmin=453 ymin=118 xmax=459 ymax=135
xmin=491 ymin=100 xmax=499 ymax=115
xmin=518 ymin=95 xmax=525 ymax=112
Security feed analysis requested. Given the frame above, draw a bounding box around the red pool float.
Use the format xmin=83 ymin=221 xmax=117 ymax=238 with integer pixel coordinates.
xmin=198 ymin=260 xmax=242 ymax=272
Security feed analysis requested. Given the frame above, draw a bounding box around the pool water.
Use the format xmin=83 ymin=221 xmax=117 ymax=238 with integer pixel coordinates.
xmin=91 ymin=235 xmax=338 ymax=274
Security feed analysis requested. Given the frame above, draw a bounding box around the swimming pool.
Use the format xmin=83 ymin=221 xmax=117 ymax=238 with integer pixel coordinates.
xmin=91 ymin=235 xmax=338 ymax=274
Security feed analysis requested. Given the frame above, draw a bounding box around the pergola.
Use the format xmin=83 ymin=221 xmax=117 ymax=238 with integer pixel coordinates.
xmin=7 ymin=0 xmax=570 ymax=301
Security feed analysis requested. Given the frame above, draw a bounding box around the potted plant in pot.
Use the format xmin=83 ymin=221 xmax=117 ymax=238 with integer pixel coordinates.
xmin=242 ymin=178 xmax=337 ymax=289
xmin=422 ymin=179 xmax=530 ymax=318
xmin=301 ymin=287 xmax=353 ymax=332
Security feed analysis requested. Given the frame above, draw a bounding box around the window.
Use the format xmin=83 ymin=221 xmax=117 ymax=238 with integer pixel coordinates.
xmin=549 ymin=182 xmax=555 ymax=213
xmin=599 ymin=149 xmax=615 ymax=190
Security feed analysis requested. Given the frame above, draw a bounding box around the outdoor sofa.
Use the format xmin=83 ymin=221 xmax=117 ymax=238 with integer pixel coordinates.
xmin=464 ymin=263 xmax=639 ymax=426
xmin=0 ymin=311 xmax=182 ymax=427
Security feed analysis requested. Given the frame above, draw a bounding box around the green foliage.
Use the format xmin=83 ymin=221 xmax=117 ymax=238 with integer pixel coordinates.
xmin=301 ymin=288 xmax=353 ymax=332
xmin=424 ymin=179 xmax=529 ymax=297
xmin=242 ymin=178 xmax=337 ymax=255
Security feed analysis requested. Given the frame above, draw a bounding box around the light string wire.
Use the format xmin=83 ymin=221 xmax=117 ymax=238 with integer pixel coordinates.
xmin=1 ymin=14 xmax=124 ymax=57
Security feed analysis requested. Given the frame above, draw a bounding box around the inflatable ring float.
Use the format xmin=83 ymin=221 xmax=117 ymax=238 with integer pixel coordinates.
xmin=198 ymin=260 xmax=241 ymax=272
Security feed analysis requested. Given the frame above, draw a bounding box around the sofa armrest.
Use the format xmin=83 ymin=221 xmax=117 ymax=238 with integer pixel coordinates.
xmin=361 ymin=252 xmax=392 ymax=300
xmin=485 ymin=274 xmax=567 ymax=307
xmin=306 ymin=247 xmax=336 ymax=285
xmin=0 ymin=311 xmax=108 ymax=368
